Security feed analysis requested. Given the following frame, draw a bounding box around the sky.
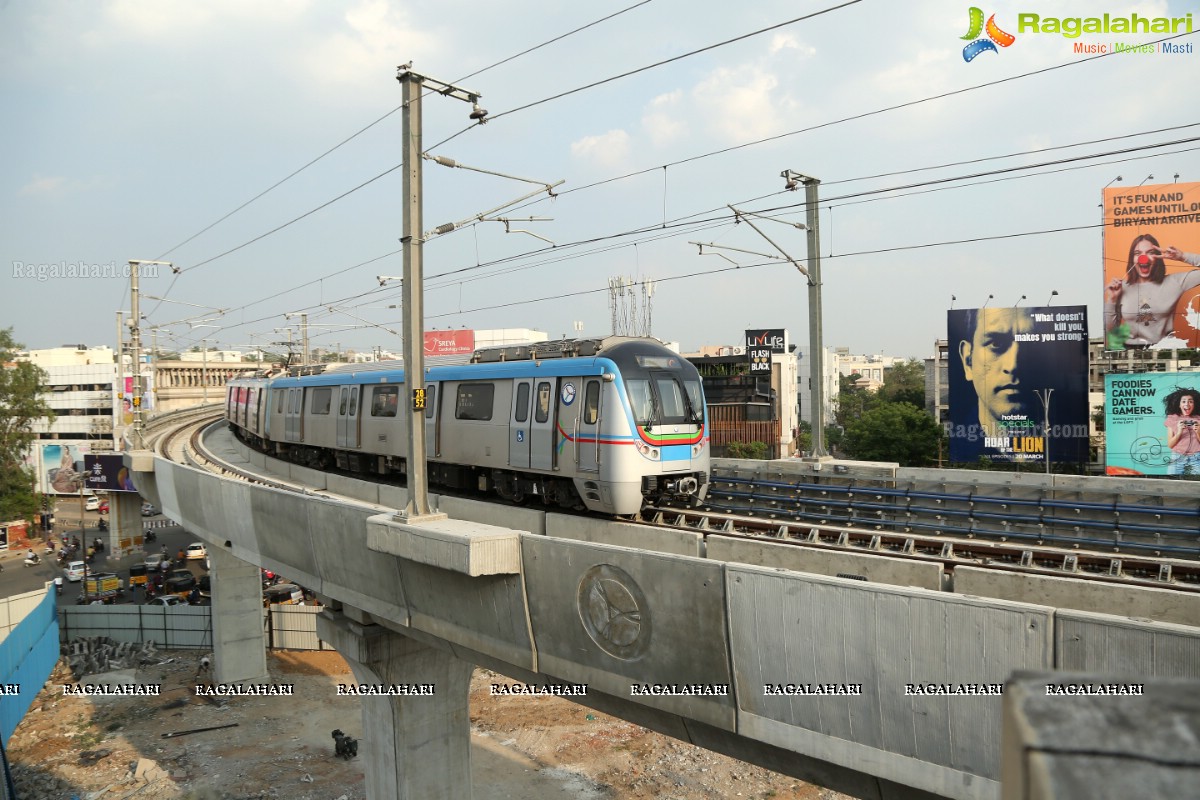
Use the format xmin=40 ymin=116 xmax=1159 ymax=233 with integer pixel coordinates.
xmin=3 ymin=0 xmax=1199 ymax=362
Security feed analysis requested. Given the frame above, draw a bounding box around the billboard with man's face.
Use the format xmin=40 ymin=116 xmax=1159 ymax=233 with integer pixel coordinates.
xmin=1105 ymin=374 xmax=1200 ymax=477
xmin=1102 ymin=181 xmax=1200 ymax=350
xmin=947 ymin=306 xmax=1089 ymax=464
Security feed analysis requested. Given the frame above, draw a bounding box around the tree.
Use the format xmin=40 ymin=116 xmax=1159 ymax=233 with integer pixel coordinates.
xmin=0 ymin=329 xmax=54 ymax=522
xmin=878 ymin=359 xmax=927 ymax=408
xmin=842 ymin=401 xmax=944 ymax=466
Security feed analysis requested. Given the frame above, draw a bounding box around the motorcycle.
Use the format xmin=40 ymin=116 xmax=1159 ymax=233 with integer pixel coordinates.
xmin=54 ymin=577 xmax=63 ymax=595
xmin=23 ymin=553 xmax=40 ymax=567
xmin=97 ymin=519 xmax=108 ymax=532
xmin=93 ymin=537 xmax=105 ymax=552
xmin=144 ymin=530 xmax=157 ymax=543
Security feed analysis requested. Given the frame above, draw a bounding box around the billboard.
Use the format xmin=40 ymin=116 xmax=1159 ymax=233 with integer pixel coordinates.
xmin=745 ymin=329 xmax=786 ymax=374
xmin=1102 ymin=181 xmax=1200 ymax=349
xmin=424 ymin=330 xmax=475 ymax=356
xmin=84 ymin=454 xmax=137 ymax=492
xmin=1105 ymin=374 xmax=1200 ymax=477
xmin=40 ymin=443 xmax=89 ymax=494
xmin=947 ymin=306 xmax=1089 ymax=463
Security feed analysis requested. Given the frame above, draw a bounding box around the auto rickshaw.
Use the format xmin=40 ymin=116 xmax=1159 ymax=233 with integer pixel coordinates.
xmin=129 ymin=563 xmax=147 ymax=588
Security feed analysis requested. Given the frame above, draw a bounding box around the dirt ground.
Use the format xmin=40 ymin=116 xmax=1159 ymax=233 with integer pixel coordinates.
xmin=7 ymin=650 xmax=852 ymax=800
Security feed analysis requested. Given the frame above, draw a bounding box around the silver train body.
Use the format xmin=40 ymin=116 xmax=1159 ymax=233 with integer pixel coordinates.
xmin=225 ymin=337 xmax=710 ymax=516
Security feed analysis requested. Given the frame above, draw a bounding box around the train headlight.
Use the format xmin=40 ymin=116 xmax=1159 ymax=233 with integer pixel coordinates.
xmin=636 ymin=442 xmax=660 ymax=460
xmin=692 ymin=442 xmax=704 ymax=457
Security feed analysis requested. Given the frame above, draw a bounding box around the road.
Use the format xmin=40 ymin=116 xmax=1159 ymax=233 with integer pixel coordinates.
xmin=2 ymin=500 xmax=208 ymax=607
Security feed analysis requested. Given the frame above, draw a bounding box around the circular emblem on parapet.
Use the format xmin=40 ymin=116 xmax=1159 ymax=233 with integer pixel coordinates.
xmin=577 ymin=564 xmax=649 ymax=660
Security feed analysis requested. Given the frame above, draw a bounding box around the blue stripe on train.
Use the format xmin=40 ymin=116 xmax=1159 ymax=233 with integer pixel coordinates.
xmin=660 ymin=444 xmax=692 ymax=461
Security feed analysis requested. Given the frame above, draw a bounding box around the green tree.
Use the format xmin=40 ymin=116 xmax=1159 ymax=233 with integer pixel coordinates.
xmin=842 ymin=401 xmax=943 ymax=466
xmin=878 ymin=359 xmax=927 ymax=408
xmin=0 ymin=329 xmax=54 ymax=522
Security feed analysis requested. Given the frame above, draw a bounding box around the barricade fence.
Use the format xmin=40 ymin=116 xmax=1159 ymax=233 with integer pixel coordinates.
xmin=58 ymin=603 xmax=330 ymax=651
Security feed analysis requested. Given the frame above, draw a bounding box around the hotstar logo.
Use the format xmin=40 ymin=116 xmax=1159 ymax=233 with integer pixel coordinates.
xmin=961 ymin=7 xmax=1016 ymax=61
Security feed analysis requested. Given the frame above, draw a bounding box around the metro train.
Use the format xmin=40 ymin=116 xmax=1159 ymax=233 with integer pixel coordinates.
xmin=225 ymin=336 xmax=710 ymax=516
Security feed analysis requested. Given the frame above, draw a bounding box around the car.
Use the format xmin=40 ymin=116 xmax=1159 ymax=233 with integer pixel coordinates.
xmin=63 ymin=561 xmax=86 ymax=582
xmin=148 ymin=595 xmax=186 ymax=607
xmin=98 ymin=500 xmax=109 ymax=513
xmin=197 ymin=574 xmax=211 ymax=597
xmin=263 ymin=583 xmax=305 ymax=606
xmin=144 ymin=553 xmax=170 ymax=571
xmin=185 ymin=543 xmax=207 ymax=560
xmin=84 ymin=497 xmax=100 ymax=511
xmin=141 ymin=503 xmax=158 ymax=517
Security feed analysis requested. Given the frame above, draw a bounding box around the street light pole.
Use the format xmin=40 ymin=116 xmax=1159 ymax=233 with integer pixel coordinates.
xmin=799 ymin=175 xmax=828 ymax=458
xmin=1036 ymin=388 xmax=1054 ymax=474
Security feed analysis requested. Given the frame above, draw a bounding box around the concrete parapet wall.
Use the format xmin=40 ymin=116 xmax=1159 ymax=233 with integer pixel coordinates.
xmin=1053 ymin=610 xmax=1200 ymax=678
xmin=706 ymin=534 xmax=944 ymax=590
xmin=436 ymin=494 xmax=547 ymax=537
xmin=726 ymin=564 xmax=1052 ymax=799
xmin=546 ymin=514 xmax=701 ymax=556
xmin=326 ymin=473 xmax=380 ymax=505
xmin=953 ymin=566 xmax=1200 ymax=628
xmin=522 ymin=536 xmax=734 ymax=730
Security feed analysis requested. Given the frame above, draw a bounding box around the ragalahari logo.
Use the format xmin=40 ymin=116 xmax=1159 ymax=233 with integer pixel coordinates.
xmin=961 ymin=7 xmax=1016 ymax=61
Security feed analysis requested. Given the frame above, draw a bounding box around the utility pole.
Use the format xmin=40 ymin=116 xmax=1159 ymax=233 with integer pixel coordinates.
xmin=300 ymin=312 xmax=309 ymax=369
xmin=127 ymin=260 xmax=171 ymax=448
xmin=115 ymin=312 xmax=125 ymax=447
xmin=396 ymin=65 xmax=485 ymax=521
xmin=1036 ymin=388 xmax=1054 ymax=474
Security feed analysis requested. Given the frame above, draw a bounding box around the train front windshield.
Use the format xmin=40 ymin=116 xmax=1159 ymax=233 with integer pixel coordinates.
xmin=627 ymin=355 xmax=704 ymax=428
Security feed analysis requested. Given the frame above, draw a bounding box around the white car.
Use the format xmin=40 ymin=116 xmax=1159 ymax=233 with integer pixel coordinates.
xmin=144 ymin=553 xmax=170 ymax=571
xmin=84 ymin=497 xmax=100 ymax=511
xmin=185 ymin=543 xmax=207 ymax=560
xmin=141 ymin=503 xmax=159 ymax=517
xmin=148 ymin=595 xmax=187 ymax=607
xmin=63 ymin=561 xmax=86 ymax=582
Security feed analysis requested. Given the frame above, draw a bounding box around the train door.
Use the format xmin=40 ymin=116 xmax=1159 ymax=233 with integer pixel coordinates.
xmin=576 ymin=379 xmax=602 ymax=473
xmin=529 ymin=378 xmax=557 ymax=471
xmin=336 ymin=386 xmax=361 ymax=449
xmin=285 ymin=388 xmax=302 ymax=442
xmin=508 ymin=380 xmax=532 ymax=469
xmin=425 ymin=382 xmax=440 ymax=457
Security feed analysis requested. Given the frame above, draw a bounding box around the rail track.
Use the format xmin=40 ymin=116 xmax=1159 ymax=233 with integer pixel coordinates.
xmin=154 ymin=409 xmax=1199 ymax=595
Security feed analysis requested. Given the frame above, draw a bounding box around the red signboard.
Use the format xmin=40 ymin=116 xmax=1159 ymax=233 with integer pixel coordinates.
xmin=424 ymin=330 xmax=475 ymax=356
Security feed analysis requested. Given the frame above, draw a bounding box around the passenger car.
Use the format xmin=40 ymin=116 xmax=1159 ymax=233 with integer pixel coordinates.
xmin=84 ymin=497 xmax=100 ymax=511
xmin=63 ymin=561 xmax=86 ymax=582
xmin=148 ymin=595 xmax=186 ymax=607
xmin=144 ymin=553 xmax=170 ymax=571
xmin=141 ymin=503 xmax=159 ymax=516
xmin=185 ymin=543 xmax=207 ymax=560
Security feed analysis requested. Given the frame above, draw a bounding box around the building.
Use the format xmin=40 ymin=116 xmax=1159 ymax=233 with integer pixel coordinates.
xmin=835 ymin=348 xmax=906 ymax=391
xmin=17 ymin=345 xmax=120 ymax=496
xmin=794 ymin=345 xmax=840 ymax=441
xmin=179 ymin=349 xmax=243 ymax=363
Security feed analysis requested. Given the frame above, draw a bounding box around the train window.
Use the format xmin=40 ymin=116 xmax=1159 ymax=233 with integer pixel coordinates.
xmin=276 ymin=391 xmax=285 ymax=414
xmin=655 ymin=376 xmax=687 ymax=422
xmin=583 ymin=381 xmax=600 ymax=425
xmin=514 ymin=383 xmax=530 ymax=423
xmin=310 ymin=388 xmax=332 ymax=415
xmin=685 ymin=380 xmax=704 ymax=422
xmin=372 ymin=386 xmax=399 ymax=417
xmin=339 ymin=388 xmax=348 ymax=415
xmin=349 ymin=388 xmax=358 ymax=416
xmin=626 ymin=380 xmax=654 ymax=426
xmin=424 ymin=385 xmax=436 ymax=419
xmin=456 ymin=383 xmax=495 ymax=421
xmin=288 ymin=390 xmax=299 ymax=414
xmin=534 ymin=382 xmax=551 ymax=424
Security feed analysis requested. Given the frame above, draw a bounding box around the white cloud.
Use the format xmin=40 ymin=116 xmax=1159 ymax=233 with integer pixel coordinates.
xmin=692 ymin=65 xmax=789 ymax=143
xmin=19 ymin=175 xmax=67 ymax=196
xmin=642 ymin=90 xmax=686 ymax=147
xmin=570 ymin=129 xmax=632 ymax=169
xmin=768 ymin=32 xmax=815 ymax=56
xmin=303 ymin=1 xmax=441 ymax=87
